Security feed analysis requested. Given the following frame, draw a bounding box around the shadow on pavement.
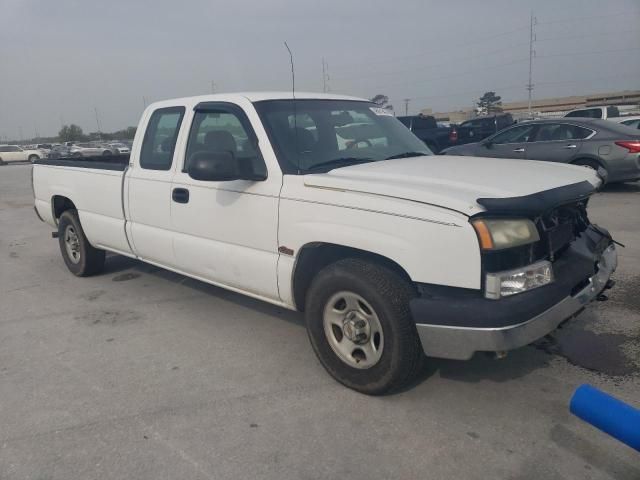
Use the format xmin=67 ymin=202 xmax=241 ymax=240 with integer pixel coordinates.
xmin=600 ymin=182 xmax=640 ymax=194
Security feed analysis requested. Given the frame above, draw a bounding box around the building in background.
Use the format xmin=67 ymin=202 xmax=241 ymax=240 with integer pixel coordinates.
xmin=424 ymin=89 xmax=640 ymax=123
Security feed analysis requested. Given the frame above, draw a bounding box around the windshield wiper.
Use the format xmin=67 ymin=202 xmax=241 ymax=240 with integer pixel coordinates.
xmin=306 ymin=157 xmax=374 ymax=172
xmin=385 ymin=151 xmax=429 ymax=160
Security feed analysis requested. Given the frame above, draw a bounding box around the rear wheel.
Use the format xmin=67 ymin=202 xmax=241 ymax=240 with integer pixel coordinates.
xmin=305 ymin=258 xmax=424 ymax=395
xmin=58 ymin=210 xmax=105 ymax=276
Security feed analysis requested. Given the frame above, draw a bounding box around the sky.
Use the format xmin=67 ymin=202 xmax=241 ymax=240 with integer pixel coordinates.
xmin=1 ymin=0 xmax=639 ymax=139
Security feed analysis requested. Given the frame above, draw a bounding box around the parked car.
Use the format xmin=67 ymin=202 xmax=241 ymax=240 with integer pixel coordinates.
xmin=69 ymin=143 xmax=114 ymax=157
xmin=397 ymin=114 xmax=456 ymax=153
xmin=32 ymin=92 xmax=617 ymax=394
xmin=0 ymin=144 xmax=46 ymax=163
xmin=611 ymin=115 xmax=640 ymax=130
xmin=35 ymin=143 xmax=53 ymax=153
xmin=108 ymin=142 xmax=131 ymax=155
xmin=47 ymin=145 xmax=74 ymax=159
xmin=450 ymin=113 xmax=515 ymax=146
xmin=564 ymin=105 xmax=620 ymax=119
xmin=443 ymin=118 xmax=640 ymax=183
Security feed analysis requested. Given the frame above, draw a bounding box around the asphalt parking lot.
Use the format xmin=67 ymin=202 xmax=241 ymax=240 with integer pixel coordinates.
xmin=1 ymin=164 xmax=638 ymax=479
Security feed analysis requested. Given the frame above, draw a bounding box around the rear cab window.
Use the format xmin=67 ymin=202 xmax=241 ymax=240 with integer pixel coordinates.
xmin=140 ymin=107 xmax=185 ymax=170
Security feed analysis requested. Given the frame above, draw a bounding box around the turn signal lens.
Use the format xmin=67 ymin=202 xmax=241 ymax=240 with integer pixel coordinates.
xmin=472 ymin=220 xmax=494 ymax=250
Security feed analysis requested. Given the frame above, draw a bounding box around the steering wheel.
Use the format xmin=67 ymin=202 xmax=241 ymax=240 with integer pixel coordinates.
xmin=346 ymin=138 xmax=372 ymax=149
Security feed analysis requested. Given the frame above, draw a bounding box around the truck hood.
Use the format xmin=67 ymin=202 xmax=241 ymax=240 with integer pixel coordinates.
xmin=303 ymin=155 xmax=600 ymax=216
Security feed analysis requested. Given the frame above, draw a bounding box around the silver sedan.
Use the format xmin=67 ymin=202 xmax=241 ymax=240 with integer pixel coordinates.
xmin=443 ymin=118 xmax=640 ymax=183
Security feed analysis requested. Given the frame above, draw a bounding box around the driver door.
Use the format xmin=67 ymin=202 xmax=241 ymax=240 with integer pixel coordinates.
xmin=481 ymin=124 xmax=537 ymax=160
xmin=170 ymin=102 xmax=281 ymax=300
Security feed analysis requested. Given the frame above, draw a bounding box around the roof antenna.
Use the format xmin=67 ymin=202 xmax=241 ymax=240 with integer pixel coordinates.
xmin=284 ymin=41 xmax=300 ymax=174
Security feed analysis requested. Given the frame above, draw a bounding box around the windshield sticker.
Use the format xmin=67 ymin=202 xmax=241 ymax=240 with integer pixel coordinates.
xmin=370 ymin=107 xmax=394 ymax=117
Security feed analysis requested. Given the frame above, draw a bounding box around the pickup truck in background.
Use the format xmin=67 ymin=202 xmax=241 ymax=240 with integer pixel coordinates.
xmin=33 ymin=92 xmax=617 ymax=394
xmin=451 ymin=113 xmax=515 ymax=146
xmin=396 ymin=114 xmax=456 ymax=153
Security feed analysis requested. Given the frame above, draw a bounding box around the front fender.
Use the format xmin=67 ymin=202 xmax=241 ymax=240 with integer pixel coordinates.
xmin=279 ymin=197 xmax=482 ymax=291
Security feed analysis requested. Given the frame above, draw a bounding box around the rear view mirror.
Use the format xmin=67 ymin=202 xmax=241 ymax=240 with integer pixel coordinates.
xmin=188 ymin=151 xmax=239 ymax=181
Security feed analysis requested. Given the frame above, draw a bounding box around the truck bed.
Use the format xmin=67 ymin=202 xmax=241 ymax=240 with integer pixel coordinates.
xmin=33 ymin=154 xmax=133 ymax=256
xmin=34 ymin=154 xmax=129 ymax=170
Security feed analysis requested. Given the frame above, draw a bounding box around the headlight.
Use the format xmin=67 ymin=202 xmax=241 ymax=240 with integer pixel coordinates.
xmin=472 ymin=218 xmax=540 ymax=250
xmin=485 ymin=261 xmax=554 ymax=299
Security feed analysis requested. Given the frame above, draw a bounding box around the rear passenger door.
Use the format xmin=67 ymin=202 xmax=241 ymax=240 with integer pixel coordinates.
xmin=525 ymin=123 xmax=593 ymax=163
xmin=126 ymin=106 xmax=186 ymax=267
xmin=169 ymin=102 xmax=281 ymax=300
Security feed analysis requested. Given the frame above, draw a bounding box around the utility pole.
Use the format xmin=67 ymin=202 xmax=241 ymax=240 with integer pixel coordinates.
xmin=321 ymin=58 xmax=330 ymax=93
xmin=527 ymin=11 xmax=536 ymax=117
xmin=142 ymin=96 xmax=148 ymax=109
xmin=18 ymin=126 xmax=23 ymax=142
xmin=211 ymin=80 xmax=216 ymax=94
xmin=94 ymin=107 xmax=102 ymax=139
xmin=403 ymin=98 xmax=410 ymax=116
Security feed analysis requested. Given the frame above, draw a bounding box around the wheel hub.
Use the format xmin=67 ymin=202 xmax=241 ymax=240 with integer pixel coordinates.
xmin=342 ymin=311 xmax=369 ymax=344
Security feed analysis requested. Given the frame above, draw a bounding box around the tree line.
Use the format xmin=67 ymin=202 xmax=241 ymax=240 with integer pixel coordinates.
xmin=57 ymin=124 xmax=137 ymax=143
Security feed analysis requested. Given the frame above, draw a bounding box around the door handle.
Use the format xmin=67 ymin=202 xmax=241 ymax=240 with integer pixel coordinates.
xmin=172 ymin=188 xmax=190 ymax=204
xmin=563 ymin=144 xmax=578 ymax=149
xmin=513 ymin=148 xmax=525 ymax=152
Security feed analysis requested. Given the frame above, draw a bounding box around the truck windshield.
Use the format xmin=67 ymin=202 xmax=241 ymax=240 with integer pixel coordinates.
xmin=254 ymin=99 xmax=432 ymax=174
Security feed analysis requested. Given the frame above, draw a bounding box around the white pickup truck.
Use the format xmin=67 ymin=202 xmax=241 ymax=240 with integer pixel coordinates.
xmin=33 ymin=92 xmax=617 ymax=394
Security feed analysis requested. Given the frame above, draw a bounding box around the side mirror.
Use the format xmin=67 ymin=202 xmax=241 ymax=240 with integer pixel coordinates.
xmin=483 ymin=140 xmax=494 ymax=149
xmin=188 ymin=151 xmax=240 ymax=181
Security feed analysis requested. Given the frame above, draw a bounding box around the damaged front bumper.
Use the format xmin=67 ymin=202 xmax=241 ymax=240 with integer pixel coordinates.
xmin=411 ymin=236 xmax=617 ymax=360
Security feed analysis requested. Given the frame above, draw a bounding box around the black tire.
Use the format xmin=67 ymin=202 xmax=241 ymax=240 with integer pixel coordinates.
xmin=103 ymin=150 xmax=111 ymax=156
xmin=58 ymin=210 xmax=105 ymax=276
xmin=305 ymin=258 xmax=424 ymax=395
xmin=28 ymin=155 xmax=39 ymax=163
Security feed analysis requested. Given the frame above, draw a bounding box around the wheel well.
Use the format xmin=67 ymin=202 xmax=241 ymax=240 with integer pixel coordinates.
xmin=571 ymin=157 xmax=603 ymax=168
xmin=52 ymin=196 xmax=76 ymax=220
xmin=292 ymin=243 xmax=414 ymax=311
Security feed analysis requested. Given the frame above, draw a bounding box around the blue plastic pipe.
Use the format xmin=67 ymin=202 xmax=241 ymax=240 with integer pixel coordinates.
xmin=570 ymin=384 xmax=640 ymax=452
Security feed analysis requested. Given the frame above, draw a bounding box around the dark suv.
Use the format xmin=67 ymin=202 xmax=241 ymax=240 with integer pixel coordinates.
xmin=452 ymin=114 xmax=515 ymax=145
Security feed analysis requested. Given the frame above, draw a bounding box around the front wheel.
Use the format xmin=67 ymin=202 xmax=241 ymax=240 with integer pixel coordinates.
xmin=58 ymin=210 xmax=105 ymax=276
xmin=305 ymin=258 xmax=424 ymax=395
xmin=28 ymin=155 xmax=39 ymax=163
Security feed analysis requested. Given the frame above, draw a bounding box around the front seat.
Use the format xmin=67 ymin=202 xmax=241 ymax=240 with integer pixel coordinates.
xmin=204 ymin=130 xmax=237 ymax=155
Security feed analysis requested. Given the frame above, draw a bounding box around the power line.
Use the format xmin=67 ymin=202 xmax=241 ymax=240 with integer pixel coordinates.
xmin=358 ymin=57 xmax=529 ymax=93
xmin=537 ymin=46 xmax=640 ymax=59
xmin=332 ymin=42 xmax=529 ymax=83
xmin=330 ymin=24 xmax=529 ymax=72
xmin=535 ymin=28 xmax=640 ymax=43
xmin=536 ymin=10 xmax=638 ymax=26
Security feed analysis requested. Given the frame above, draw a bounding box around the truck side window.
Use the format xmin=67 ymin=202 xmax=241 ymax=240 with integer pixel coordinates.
xmin=184 ymin=107 xmax=266 ymax=177
xmin=140 ymin=107 xmax=185 ymax=170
